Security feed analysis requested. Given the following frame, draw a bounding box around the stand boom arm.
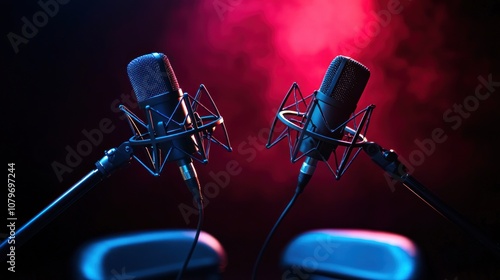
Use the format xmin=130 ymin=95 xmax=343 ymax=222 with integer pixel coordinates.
xmin=0 ymin=142 xmax=133 ymax=259
xmin=363 ymin=142 xmax=500 ymax=258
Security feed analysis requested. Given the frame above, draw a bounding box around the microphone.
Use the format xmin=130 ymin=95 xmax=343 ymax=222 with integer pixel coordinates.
xmin=126 ymin=52 xmax=201 ymax=201
xmin=253 ymin=56 xmax=371 ymax=279
xmin=296 ymin=55 xmax=370 ymax=191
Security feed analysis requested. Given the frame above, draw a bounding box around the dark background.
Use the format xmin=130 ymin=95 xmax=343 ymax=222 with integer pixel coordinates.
xmin=3 ymin=0 xmax=500 ymax=279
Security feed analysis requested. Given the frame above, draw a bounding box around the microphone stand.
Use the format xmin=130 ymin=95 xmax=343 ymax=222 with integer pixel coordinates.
xmin=0 ymin=141 xmax=133 ymax=259
xmin=362 ymin=141 xmax=500 ymax=258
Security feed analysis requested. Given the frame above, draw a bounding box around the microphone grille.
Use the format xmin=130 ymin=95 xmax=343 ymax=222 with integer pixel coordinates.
xmin=319 ymin=55 xmax=370 ymax=109
xmin=127 ymin=52 xmax=180 ymax=103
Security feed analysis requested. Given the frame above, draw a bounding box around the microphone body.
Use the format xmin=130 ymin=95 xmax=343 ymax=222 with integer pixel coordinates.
xmin=127 ymin=52 xmax=200 ymax=198
xmin=139 ymin=88 xmax=197 ymax=161
xmin=297 ymin=56 xmax=370 ymax=189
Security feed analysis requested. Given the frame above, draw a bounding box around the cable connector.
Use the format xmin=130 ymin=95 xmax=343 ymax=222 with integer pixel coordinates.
xmin=296 ymin=157 xmax=318 ymax=194
xmin=178 ymin=159 xmax=202 ymax=204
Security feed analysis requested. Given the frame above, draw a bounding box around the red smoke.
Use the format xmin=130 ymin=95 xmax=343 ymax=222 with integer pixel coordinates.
xmin=155 ymin=0 xmax=492 ymax=193
xmin=155 ymin=0 xmax=498 ymax=278
xmin=5 ymin=0 xmax=498 ymax=278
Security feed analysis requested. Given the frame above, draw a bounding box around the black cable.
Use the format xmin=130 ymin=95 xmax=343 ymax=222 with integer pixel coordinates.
xmin=176 ymin=188 xmax=204 ymax=280
xmin=251 ymin=189 xmax=302 ymax=280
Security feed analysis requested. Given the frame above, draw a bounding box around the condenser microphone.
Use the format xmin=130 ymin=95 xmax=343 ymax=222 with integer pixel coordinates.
xmin=252 ymin=56 xmax=371 ymax=280
xmin=296 ymin=55 xmax=370 ymax=190
xmin=127 ymin=52 xmax=201 ymax=200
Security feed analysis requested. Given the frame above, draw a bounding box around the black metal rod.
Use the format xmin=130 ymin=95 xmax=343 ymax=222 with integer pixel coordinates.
xmin=402 ymin=175 xmax=500 ymax=257
xmin=1 ymin=142 xmax=133 ymax=260
xmin=362 ymin=142 xmax=500 ymax=258
xmin=0 ymin=169 xmax=106 ymax=259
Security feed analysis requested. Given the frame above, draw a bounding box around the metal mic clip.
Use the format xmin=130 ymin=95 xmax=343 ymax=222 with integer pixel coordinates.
xmin=267 ymin=82 xmax=375 ymax=182
xmin=118 ymin=84 xmax=232 ymax=177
